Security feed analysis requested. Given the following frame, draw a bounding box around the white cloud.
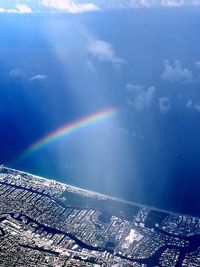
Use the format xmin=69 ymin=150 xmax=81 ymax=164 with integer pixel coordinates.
xmin=126 ymin=83 xmax=155 ymax=111
xmin=1 ymin=0 xmax=200 ymax=14
xmin=134 ymin=86 xmax=155 ymax=111
xmin=15 ymin=4 xmax=32 ymax=13
xmin=30 ymin=74 xmax=47 ymax=81
xmin=160 ymin=0 xmax=200 ymax=7
xmin=159 ymin=97 xmax=171 ymax=114
xmin=194 ymin=103 xmax=200 ymax=112
xmin=0 ymin=4 xmax=32 ymax=13
xmin=126 ymin=83 xmax=156 ymax=110
xmin=0 ymin=7 xmax=6 ymax=13
xmin=107 ymin=0 xmax=156 ymax=8
xmin=41 ymin=0 xmax=99 ymax=13
xmin=88 ymin=38 xmax=126 ymax=67
xmin=107 ymin=0 xmax=200 ymax=9
xmin=9 ymin=68 xmax=24 ymax=77
xmin=129 ymin=0 xmax=155 ymax=7
xmin=161 ymin=60 xmax=192 ymax=82
xmin=186 ymin=99 xmax=200 ymax=112
xmin=186 ymin=99 xmax=193 ymax=108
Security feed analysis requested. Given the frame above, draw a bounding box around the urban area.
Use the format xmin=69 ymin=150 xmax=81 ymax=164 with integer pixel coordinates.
xmin=0 ymin=166 xmax=199 ymax=266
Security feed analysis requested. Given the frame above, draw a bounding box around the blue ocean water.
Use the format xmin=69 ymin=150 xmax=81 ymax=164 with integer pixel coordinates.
xmin=0 ymin=9 xmax=200 ymax=216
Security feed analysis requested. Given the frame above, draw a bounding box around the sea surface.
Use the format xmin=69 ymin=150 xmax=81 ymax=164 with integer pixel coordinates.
xmin=0 ymin=9 xmax=200 ymax=216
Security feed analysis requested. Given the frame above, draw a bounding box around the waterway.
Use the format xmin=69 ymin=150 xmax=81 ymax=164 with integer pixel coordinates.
xmin=0 ymin=178 xmax=200 ymax=266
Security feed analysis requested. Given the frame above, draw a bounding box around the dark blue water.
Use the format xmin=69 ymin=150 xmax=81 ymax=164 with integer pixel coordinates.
xmin=1 ymin=10 xmax=200 ymax=216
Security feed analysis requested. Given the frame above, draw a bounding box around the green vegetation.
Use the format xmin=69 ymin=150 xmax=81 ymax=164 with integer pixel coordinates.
xmin=61 ymin=190 xmax=139 ymax=220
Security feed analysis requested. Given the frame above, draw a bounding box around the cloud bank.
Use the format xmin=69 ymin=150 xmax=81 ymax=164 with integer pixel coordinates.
xmin=41 ymin=0 xmax=99 ymax=13
xmin=0 ymin=4 xmax=32 ymax=14
xmin=108 ymin=0 xmax=200 ymax=8
xmin=1 ymin=0 xmax=200 ymax=14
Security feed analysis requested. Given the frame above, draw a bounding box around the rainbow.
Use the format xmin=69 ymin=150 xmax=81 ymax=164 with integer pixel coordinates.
xmin=17 ymin=108 xmax=117 ymax=162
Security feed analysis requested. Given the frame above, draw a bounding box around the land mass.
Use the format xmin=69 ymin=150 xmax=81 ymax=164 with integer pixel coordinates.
xmin=0 ymin=165 xmax=199 ymax=266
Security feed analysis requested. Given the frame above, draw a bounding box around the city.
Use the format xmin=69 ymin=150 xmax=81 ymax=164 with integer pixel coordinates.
xmin=0 ymin=165 xmax=199 ymax=266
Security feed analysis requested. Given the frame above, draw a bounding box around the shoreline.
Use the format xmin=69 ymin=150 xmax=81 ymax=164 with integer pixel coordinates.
xmin=1 ymin=164 xmax=199 ymax=219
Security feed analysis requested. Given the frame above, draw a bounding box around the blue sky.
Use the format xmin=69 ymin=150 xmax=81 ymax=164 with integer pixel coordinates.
xmin=1 ymin=0 xmax=200 ymax=14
